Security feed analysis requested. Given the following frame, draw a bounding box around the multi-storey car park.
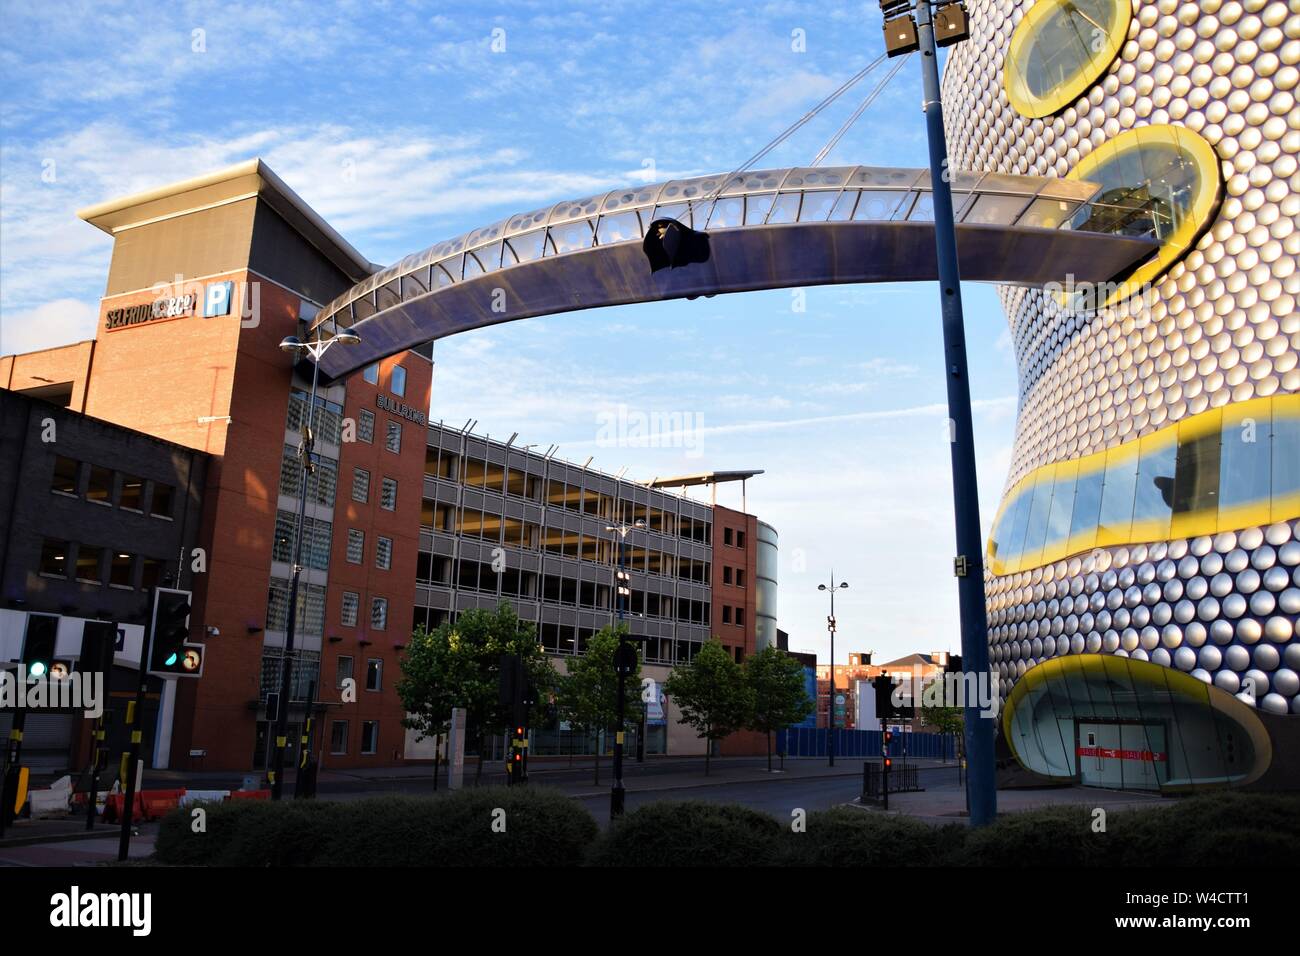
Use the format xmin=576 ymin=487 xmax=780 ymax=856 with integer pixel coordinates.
xmin=0 ymin=161 xmax=776 ymax=772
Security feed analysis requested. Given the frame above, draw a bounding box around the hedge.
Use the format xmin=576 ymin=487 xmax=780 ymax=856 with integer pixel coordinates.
xmin=154 ymin=790 xmax=1300 ymax=867
xmin=586 ymin=801 xmax=783 ymax=867
xmin=155 ymin=788 xmax=597 ymax=867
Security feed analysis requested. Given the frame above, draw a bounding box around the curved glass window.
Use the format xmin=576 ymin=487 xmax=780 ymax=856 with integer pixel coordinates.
xmin=987 ymin=394 xmax=1300 ymax=575
xmin=1005 ymin=0 xmax=1131 ymax=118
xmin=1066 ymin=125 xmax=1222 ymax=307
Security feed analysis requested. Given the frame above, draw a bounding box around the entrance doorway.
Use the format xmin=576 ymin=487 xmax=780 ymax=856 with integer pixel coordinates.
xmin=1076 ymin=721 xmax=1167 ymax=791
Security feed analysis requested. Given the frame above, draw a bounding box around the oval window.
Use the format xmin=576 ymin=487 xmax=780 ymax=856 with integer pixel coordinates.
xmin=1005 ymin=0 xmax=1131 ymax=119
xmin=1065 ymin=126 xmax=1221 ymax=307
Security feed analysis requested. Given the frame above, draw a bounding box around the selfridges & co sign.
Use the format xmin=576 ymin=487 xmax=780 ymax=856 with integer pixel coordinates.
xmin=104 ymin=293 xmax=197 ymax=331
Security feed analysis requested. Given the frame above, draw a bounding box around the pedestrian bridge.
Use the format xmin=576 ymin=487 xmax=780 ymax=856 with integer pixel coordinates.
xmin=308 ymin=165 xmax=1158 ymax=380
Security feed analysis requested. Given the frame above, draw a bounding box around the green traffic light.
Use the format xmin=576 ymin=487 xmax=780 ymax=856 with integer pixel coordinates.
xmin=29 ymin=661 xmax=46 ymax=678
xmin=165 ymin=652 xmax=178 ymax=667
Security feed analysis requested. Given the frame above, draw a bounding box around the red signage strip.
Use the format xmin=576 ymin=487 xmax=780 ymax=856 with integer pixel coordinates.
xmin=1076 ymin=746 xmax=1167 ymax=762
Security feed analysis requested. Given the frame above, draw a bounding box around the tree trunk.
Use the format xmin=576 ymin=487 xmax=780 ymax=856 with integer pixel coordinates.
xmin=433 ymin=734 xmax=441 ymax=791
xmin=766 ymin=731 xmax=772 ymax=772
xmin=705 ymin=739 xmax=711 ymax=776
xmin=475 ymin=733 xmax=486 ymax=783
xmin=593 ymin=731 xmax=601 ymax=785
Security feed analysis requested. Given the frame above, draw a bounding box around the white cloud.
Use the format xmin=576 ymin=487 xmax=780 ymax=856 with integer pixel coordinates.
xmin=0 ymin=299 xmax=98 ymax=356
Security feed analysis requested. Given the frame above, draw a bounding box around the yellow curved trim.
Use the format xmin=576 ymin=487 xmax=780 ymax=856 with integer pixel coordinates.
xmin=1002 ymin=654 xmax=1273 ymax=790
xmin=987 ymin=394 xmax=1299 ymax=576
xmin=1005 ymin=0 xmax=1131 ymax=119
xmin=1067 ymin=125 xmax=1223 ymax=307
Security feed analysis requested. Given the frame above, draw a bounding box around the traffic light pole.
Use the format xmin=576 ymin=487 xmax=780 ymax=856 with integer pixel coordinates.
xmin=272 ymin=354 xmax=321 ymax=801
xmin=913 ymin=0 xmax=997 ymax=827
xmin=611 ymin=534 xmax=628 ymax=819
xmin=0 ymin=706 xmax=26 ymax=839
xmin=117 ymin=598 xmax=156 ymax=862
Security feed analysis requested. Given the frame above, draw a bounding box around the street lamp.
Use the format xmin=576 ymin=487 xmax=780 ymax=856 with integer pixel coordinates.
xmin=272 ymin=324 xmax=361 ymax=800
xmin=605 ymin=517 xmax=645 ymax=819
xmin=877 ymin=0 xmax=996 ymax=826
xmin=818 ymin=575 xmax=848 ymax=767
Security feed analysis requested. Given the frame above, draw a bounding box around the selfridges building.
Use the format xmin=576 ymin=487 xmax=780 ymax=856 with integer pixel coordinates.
xmin=942 ymin=0 xmax=1300 ymax=790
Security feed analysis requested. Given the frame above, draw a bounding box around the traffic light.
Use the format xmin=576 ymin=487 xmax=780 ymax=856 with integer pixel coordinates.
xmin=148 ymin=588 xmax=199 ymax=675
xmin=20 ymin=614 xmax=58 ymax=681
xmin=642 ymin=219 xmax=711 ymax=273
xmin=78 ymin=620 xmax=117 ymax=678
xmin=883 ymin=729 xmax=894 ymax=770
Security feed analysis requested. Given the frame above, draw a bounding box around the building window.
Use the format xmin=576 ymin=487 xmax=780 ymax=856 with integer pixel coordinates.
xmin=366 ymin=658 xmax=382 ymax=691
xmin=120 ymin=475 xmax=145 ymax=511
xmin=371 ymin=597 xmax=388 ymax=631
xmin=336 ymin=655 xmax=354 ymax=688
xmin=109 ymin=552 xmax=134 ymax=588
xmin=736 ymin=569 xmax=746 ymax=588
xmin=341 ymin=592 xmax=359 ymax=627
xmin=736 ymin=531 xmax=746 ymax=548
xmin=391 ymin=365 xmax=407 ymax=398
xmin=39 ymin=539 xmax=69 ymax=578
xmin=51 ymin=456 xmax=79 ymax=496
xmin=87 ymin=466 xmax=113 ymax=504
xmin=150 ymin=482 xmax=175 ymax=519
xmin=361 ymin=721 xmax=379 ymax=754
xmin=722 ymin=605 xmax=732 ymax=624
xmin=346 ymin=529 xmax=364 ymax=564
xmin=75 ymin=544 xmax=104 ymax=584
xmin=376 ymin=536 xmax=393 ymax=571
xmin=352 ymin=468 xmax=370 ymax=503
xmin=385 ymin=420 xmax=402 ymax=453
xmin=363 ymin=364 xmax=379 ymax=385
xmin=330 ymin=720 xmax=349 ymax=755
xmin=141 ymin=557 xmax=164 ymax=590
xmin=723 ymin=566 xmax=732 ymax=585
xmin=357 ymin=408 xmax=375 ymax=444
xmin=380 ymin=477 xmax=397 ymax=511
xmin=736 ymin=608 xmax=745 ymax=627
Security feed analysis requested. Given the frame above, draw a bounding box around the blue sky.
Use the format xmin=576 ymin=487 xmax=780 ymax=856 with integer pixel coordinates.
xmin=0 ymin=1 xmax=1021 ymax=666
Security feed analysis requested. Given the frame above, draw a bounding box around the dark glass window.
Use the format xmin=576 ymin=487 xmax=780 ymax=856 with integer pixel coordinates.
xmin=1069 ymin=469 xmax=1105 ymax=540
xmin=363 ymin=364 xmax=379 ymax=385
xmin=1098 ymin=449 xmax=1139 ymax=539
xmin=110 ymin=552 xmax=134 ymax=587
xmin=1021 ymin=478 xmax=1054 ymax=565
xmin=1172 ymin=430 xmax=1221 ymax=514
xmin=1045 ymin=472 xmax=1077 ymax=548
xmin=1133 ymin=436 xmax=1177 ymax=530
xmin=76 ymin=544 xmax=104 ymax=583
xmin=330 ymin=721 xmax=348 ymax=755
xmin=361 ymin=721 xmax=379 ymax=754
xmin=150 ymin=483 xmax=175 ymax=519
xmin=391 ymin=365 xmax=407 ymax=398
xmin=39 ymin=539 xmax=69 ymax=577
xmin=51 ymin=456 xmax=79 ymax=495
xmin=120 ymin=475 xmax=145 ymax=511
xmin=87 ymin=466 xmax=113 ymax=504
xmin=141 ymin=557 xmax=164 ymax=591
xmin=366 ymin=658 xmax=382 ymax=691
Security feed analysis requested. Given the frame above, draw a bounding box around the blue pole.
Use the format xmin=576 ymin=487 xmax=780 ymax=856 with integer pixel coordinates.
xmin=913 ymin=0 xmax=997 ymax=827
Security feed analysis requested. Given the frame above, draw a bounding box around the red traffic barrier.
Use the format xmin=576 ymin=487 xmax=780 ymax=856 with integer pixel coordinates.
xmin=228 ymin=789 xmax=271 ymax=801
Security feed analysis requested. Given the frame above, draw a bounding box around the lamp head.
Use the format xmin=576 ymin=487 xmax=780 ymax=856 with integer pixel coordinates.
xmin=279 ymin=336 xmax=305 ymax=353
xmin=333 ymin=329 xmax=361 ymax=345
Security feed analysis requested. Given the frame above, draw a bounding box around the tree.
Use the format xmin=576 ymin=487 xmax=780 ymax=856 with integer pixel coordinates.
xmin=918 ymin=675 xmax=964 ymax=763
xmin=396 ymin=623 xmax=464 ymax=790
xmin=397 ymin=603 xmax=556 ymax=782
xmin=556 ymin=624 xmax=644 ymax=785
xmin=664 ymin=639 xmax=752 ymax=776
xmin=743 ymin=646 xmax=814 ymax=772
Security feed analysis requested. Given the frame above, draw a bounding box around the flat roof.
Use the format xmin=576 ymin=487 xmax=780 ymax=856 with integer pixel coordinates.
xmin=646 ymin=470 xmax=765 ymax=488
xmin=77 ymin=158 xmax=378 ymax=283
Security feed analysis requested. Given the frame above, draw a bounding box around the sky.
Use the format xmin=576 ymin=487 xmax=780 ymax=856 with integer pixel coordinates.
xmin=0 ymin=0 xmax=1022 ymax=667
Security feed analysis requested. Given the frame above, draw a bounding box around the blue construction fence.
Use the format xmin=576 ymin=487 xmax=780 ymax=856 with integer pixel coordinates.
xmin=775 ymin=727 xmax=957 ymax=761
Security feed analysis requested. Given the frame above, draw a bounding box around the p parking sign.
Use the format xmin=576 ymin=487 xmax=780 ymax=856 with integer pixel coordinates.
xmin=204 ymin=281 xmax=234 ymax=317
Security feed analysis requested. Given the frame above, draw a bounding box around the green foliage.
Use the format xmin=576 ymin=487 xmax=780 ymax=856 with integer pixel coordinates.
xmin=664 ymin=639 xmax=752 ymax=771
xmin=951 ymin=804 xmax=1113 ymax=866
xmin=155 ymin=789 xmax=597 ymax=867
xmin=397 ymin=603 xmax=558 ymax=749
xmin=743 ymin=646 xmax=813 ymax=735
xmin=557 ymin=624 xmax=645 ymax=736
xmin=587 ymin=801 xmax=782 ymax=867
xmin=1112 ymin=791 xmax=1300 ymax=867
xmin=779 ymin=807 xmax=957 ymax=867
